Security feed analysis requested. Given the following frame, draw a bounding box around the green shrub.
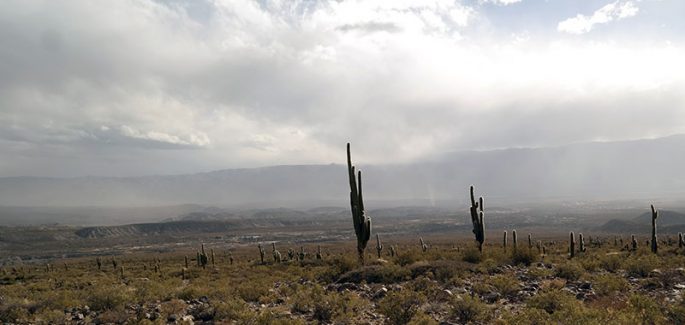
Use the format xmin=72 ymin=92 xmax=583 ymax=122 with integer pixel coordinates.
xmin=628 ymin=293 xmax=666 ymax=324
xmin=555 ymin=262 xmax=584 ymax=281
xmin=593 ymin=274 xmax=629 ymax=296
xmin=599 ymin=254 xmax=623 ymax=273
xmin=624 ymin=255 xmax=660 ymax=278
xmin=214 ymin=298 xmax=256 ymax=321
xmin=488 ymin=274 xmax=520 ymax=297
xmin=379 ymin=291 xmax=426 ymax=325
xmin=511 ymin=249 xmax=537 ymax=266
xmin=87 ymin=285 xmax=131 ymax=311
xmin=450 ymin=295 xmax=488 ymax=323
xmin=502 ymin=308 xmax=553 ymax=325
xmin=527 ymin=290 xmax=578 ymax=314
xmin=462 ymin=247 xmax=482 ymax=264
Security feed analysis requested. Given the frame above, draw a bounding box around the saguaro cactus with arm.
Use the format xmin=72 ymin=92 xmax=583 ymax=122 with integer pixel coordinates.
xmin=347 ymin=143 xmax=372 ymax=265
xmin=651 ymin=205 xmax=659 ymax=254
xmin=469 ymin=185 xmax=485 ymax=252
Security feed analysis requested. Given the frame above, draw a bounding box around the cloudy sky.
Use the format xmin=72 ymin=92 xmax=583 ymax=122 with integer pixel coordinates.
xmin=1 ymin=0 xmax=684 ymax=177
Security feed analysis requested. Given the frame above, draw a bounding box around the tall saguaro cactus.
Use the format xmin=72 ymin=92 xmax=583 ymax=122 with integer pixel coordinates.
xmin=469 ymin=185 xmax=485 ymax=252
xmin=347 ymin=143 xmax=372 ymax=264
xmin=651 ymin=205 xmax=659 ymax=254
xmin=579 ymin=233 xmax=586 ymax=253
xmin=503 ymin=231 xmax=508 ymax=251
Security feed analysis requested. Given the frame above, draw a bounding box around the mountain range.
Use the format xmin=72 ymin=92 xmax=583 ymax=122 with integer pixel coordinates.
xmin=1 ymin=135 xmax=685 ymax=208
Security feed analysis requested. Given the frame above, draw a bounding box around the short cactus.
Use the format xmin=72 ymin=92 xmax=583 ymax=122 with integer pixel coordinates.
xmin=390 ymin=245 xmax=396 ymax=257
xmin=375 ymin=234 xmax=383 ymax=258
xmin=420 ymin=237 xmax=428 ymax=253
xmin=569 ymin=232 xmax=576 ymax=258
xmin=258 ymin=244 xmax=265 ymax=264
xmin=272 ymin=243 xmax=282 ymax=263
xmin=631 ymin=234 xmax=638 ymax=251
xmin=579 ymin=233 xmax=586 ymax=253
xmin=512 ymin=230 xmax=518 ymax=251
xmin=528 ymin=233 xmax=532 ymax=249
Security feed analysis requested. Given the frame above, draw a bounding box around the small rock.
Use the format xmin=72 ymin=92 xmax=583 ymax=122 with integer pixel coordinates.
xmin=482 ymin=292 xmax=500 ymax=303
xmin=372 ymin=287 xmax=388 ymax=300
xmin=675 ymin=284 xmax=685 ymax=290
xmin=649 ymin=269 xmax=662 ymax=277
xmin=167 ymin=314 xmax=178 ymax=322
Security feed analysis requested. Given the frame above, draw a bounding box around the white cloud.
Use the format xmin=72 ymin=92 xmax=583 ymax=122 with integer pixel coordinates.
xmin=480 ymin=0 xmax=523 ymax=5
xmin=558 ymin=0 xmax=639 ymax=35
xmin=0 ymin=0 xmax=683 ymax=177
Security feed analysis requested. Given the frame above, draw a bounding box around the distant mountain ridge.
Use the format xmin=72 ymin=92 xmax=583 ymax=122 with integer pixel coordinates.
xmin=597 ymin=210 xmax=685 ymax=234
xmin=2 ymin=135 xmax=685 ymax=207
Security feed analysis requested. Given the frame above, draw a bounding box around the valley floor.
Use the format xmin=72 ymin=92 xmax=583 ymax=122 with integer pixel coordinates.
xmin=1 ymin=236 xmax=685 ymax=324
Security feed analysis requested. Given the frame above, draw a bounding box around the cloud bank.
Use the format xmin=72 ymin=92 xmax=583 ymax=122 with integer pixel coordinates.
xmin=0 ymin=0 xmax=683 ymax=177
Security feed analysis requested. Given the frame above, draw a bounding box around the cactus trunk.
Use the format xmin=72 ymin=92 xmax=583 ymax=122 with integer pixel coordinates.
xmin=651 ymin=205 xmax=658 ymax=254
xmin=569 ymin=232 xmax=575 ymax=258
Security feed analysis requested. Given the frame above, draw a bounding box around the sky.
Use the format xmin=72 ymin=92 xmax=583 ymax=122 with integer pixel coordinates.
xmin=0 ymin=0 xmax=684 ymax=177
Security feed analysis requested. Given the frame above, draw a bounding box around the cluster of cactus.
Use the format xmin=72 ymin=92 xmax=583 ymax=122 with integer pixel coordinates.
xmin=272 ymin=243 xmax=282 ymax=263
xmin=650 ymin=204 xmax=658 ymax=254
xmin=298 ymin=246 xmax=306 ymax=261
xmin=316 ymin=245 xmax=323 ymax=260
xmin=419 ymin=237 xmax=428 ymax=252
xmin=375 ymin=234 xmax=383 ymax=258
xmin=347 ymin=143 xmax=372 ymax=264
xmin=469 ymin=185 xmax=485 ymax=252
xmin=197 ymin=244 xmax=209 ymax=269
